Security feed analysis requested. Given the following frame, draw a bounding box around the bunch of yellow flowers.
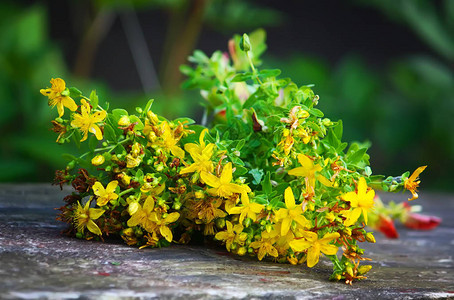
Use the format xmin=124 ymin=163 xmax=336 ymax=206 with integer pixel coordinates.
xmin=43 ymin=31 xmax=426 ymax=284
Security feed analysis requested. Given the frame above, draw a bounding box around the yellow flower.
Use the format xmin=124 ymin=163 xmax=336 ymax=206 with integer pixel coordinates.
xmin=288 ymin=154 xmax=332 ymax=192
xmin=278 ymin=134 xmax=294 ymax=155
xmin=275 ymin=187 xmax=310 ymax=236
xmin=71 ymin=99 xmax=107 ymax=142
xmin=271 ymin=222 xmax=295 ymax=255
xmin=404 ymin=166 xmax=427 ymax=201
xmin=201 ymin=162 xmax=251 ymax=198
xmin=127 ymin=196 xmax=157 ymax=232
xmin=194 ymin=197 xmax=226 ymax=223
xmin=91 ymin=155 xmax=105 ymax=166
xmin=214 ymin=221 xmax=246 ymax=251
xmin=341 ymin=177 xmax=375 ymax=226
xmin=180 ymin=129 xmax=215 ymax=175
xmin=40 ymin=78 xmax=78 ymax=117
xmin=141 ymin=180 xmax=165 ymax=195
xmin=126 ymin=154 xmax=141 ymax=168
xmin=92 ymin=181 xmax=119 ymax=206
xmin=159 ymin=121 xmax=185 ymax=158
xmin=74 ymin=200 xmax=105 ymax=236
xmin=150 ymin=211 xmax=180 ymax=242
xmin=250 ymin=231 xmax=279 ymax=261
xmin=289 ymin=231 xmax=339 ymax=268
xmin=229 ymin=192 xmax=264 ymax=223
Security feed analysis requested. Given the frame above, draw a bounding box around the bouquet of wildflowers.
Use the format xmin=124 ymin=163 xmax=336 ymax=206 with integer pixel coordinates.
xmin=42 ymin=30 xmax=428 ymax=284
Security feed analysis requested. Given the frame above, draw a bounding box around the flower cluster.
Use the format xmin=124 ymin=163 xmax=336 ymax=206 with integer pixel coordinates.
xmin=44 ymin=31 xmax=428 ymax=284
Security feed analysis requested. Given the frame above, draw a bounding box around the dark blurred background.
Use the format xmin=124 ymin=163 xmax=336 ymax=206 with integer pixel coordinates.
xmin=1 ymin=0 xmax=453 ymax=191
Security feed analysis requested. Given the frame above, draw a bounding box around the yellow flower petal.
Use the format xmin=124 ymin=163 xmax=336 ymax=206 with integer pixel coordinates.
xmin=164 ymin=212 xmax=180 ymax=224
xmin=87 ymin=220 xmax=102 ymax=236
xmin=160 ymin=226 xmax=173 ymax=242
xmin=90 ymin=124 xmax=103 ymax=140
xmin=281 ymin=217 xmax=291 ymax=236
xmin=89 ymin=208 xmax=105 ymax=220
xmin=62 ymin=96 xmax=78 ymax=112
xmin=220 ymin=163 xmax=233 ymax=184
xmin=171 ymin=145 xmax=185 ymax=158
xmin=284 ymin=187 xmax=296 ymax=209
xmin=408 ymin=165 xmax=427 ymax=182
xmin=106 ymin=181 xmax=118 ymax=194
xmin=92 ymin=182 xmax=105 ymax=197
xmin=319 ymin=244 xmax=338 ymax=256
xmin=289 ymin=239 xmax=311 ymax=252
xmin=342 ymin=191 xmax=358 ymax=207
xmin=307 ymin=244 xmax=320 ymax=267
xmin=201 ymin=171 xmax=221 ymax=188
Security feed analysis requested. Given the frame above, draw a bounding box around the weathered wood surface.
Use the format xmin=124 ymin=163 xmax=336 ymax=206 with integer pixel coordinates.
xmin=0 ymin=184 xmax=453 ymax=299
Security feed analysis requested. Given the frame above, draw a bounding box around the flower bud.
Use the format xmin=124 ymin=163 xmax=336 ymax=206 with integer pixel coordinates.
xmin=357 ymin=265 xmax=372 ymax=275
xmin=239 ymin=33 xmax=251 ymax=52
xmin=194 ymin=190 xmax=205 ymax=199
xmin=66 ymin=160 xmax=76 ymax=170
xmin=365 ymin=232 xmax=376 ymax=243
xmin=215 ymin=218 xmax=225 ymax=229
xmin=243 ymin=218 xmax=252 ymax=228
xmin=121 ymin=174 xmax=131 ymax=186
xmin=343 ymin=228 xmax=352 ymax=236
xmin=147 ymin=111 xmax=159 ymax=125
xmin=345 ymin=266 xmax=354 ymax=277
xmin=91 ymin=155 xmax=105 ymax=166
xmin=237 ymin=247 xmax=247 ymax=256
xmin=128 ymin=202 xmax=139 ymax=215
xmin=118 ymin=115 xmax=131 ymax=126
xmin=156 ymin=163 xmax=164 ymax=172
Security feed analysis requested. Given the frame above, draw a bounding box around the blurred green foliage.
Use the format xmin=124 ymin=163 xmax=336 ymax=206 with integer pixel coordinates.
xmin=0 ymin=4 xmax=71 ymax=181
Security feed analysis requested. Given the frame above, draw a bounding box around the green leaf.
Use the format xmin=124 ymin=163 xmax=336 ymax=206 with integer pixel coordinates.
xmin=327 ymin=129 xmax=340 ymax=149
xmin=235 ymin=166 xmax=248 ymax=176
xmin=88 ymin=135 xmax=99 ymax=152
xmin=144 ymin=99 xmax=154 ymax=113
xmin=128 ymin=115 xmax=144 ymax=131
xmin=309 ymin=108 xmax=324 ymax=118
xmin=90 ymin=90 xmax=99 ymax=109
xmin=236 ymin=139 xmax=246 ymax=151
xmin=261 ymin=172 xmax=272 ymax=195
xmin=112 ymin=109 xmax=129 ymax=120
xmin=259 ymin=69 xmax=281 ymax=78
xmin=333 ymin=120 xmax=343 ymax=141
xmin=104 ymin=124 xmax=117 ymax=142
xmin=61 ymin=153 xmax=78 ymax=161
xmin=249 ymin=168 xmax=264 ymax=185
xmin=135 ymin=169 xmax=144 ymax=181
xmin=69 ymin=87 xmax=82 ymax=99
xmin=347 ymin=147 xmax=368 ymax=165
xmin=231 ymin=72 xmax=254 ymax=82
xmin=72 ymin=129 xmax=81 ymax=149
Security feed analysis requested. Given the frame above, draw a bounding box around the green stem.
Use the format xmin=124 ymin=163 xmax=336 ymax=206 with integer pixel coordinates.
xmin=246 ymin=51 xmax=262 ymax=84
xmin=79 ymin=137 xmax=131 ymax=159
xmin=119 ymin=187 xmax=135 ymax=197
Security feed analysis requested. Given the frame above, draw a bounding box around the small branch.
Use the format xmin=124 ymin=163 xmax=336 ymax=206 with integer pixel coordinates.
xmin=120 ymin=3 xmax=161 ymax=92
xmin=74 ymin=8 xmax=116 ymax=77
